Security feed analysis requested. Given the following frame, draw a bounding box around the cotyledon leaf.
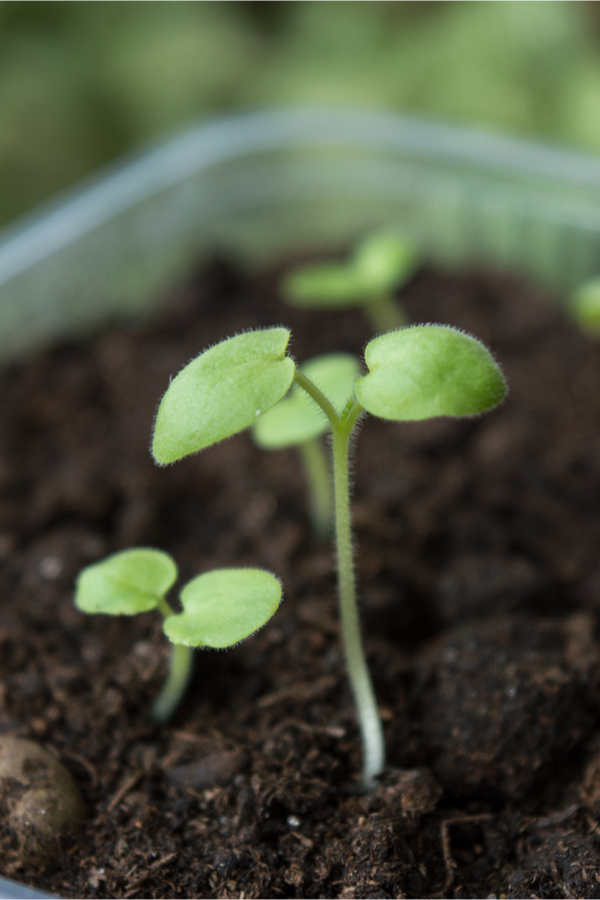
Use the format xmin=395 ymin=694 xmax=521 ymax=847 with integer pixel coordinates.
xmin=163 ymin=568 xmax=282 ymax=648
xmin=356 ymin=325 xmax=507 ymax=421
xmin=252 ymin=352 xmax=361 ymax=449
xmin=152 ymin=328 xmax=295 ymax=464
xmin=75 ymin=549 xmax=177 ymax=616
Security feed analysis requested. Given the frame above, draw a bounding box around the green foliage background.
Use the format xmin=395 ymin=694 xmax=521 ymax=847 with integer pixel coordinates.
xmin=1 ymin=1 xmax=600 ymax=228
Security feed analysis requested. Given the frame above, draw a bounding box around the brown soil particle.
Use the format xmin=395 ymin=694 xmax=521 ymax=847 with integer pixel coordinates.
xmin=2 ymin=256 xmax=600 ymax=896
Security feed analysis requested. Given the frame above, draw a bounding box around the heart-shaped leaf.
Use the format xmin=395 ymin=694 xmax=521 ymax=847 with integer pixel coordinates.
xmin=152 ymin=328 xmax=295 ymax=464
xmin=356 ymin=325 xmax=507 ymax=421
xmin=75 ymin=549 xmax=177 ymax=616
xmin=163 ymin=568 xmax=282 ymax=648
xmin=252 ymin=353 xmax=361 ymax=449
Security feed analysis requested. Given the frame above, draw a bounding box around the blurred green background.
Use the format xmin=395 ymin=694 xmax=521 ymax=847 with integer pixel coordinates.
xmin=2 ymin=1 xmax=600 ymax=230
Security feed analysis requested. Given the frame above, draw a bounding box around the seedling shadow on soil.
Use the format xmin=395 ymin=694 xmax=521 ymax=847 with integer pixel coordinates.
xmin=2 ymin=256 xmax=600 ymax=897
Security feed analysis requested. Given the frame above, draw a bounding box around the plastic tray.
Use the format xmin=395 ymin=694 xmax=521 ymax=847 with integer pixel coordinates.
xmin=1 ymin=109 xmax=600 ymax=364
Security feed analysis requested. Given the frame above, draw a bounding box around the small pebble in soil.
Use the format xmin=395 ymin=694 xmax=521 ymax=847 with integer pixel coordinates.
xmin=38 ymin=555 xmax=63 ymax=580
xmin=0 ymin=735 xmax=87 ymax=865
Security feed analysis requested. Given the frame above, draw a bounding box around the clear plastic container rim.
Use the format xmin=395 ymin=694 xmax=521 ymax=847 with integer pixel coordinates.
xmin=2 ymin=106 xmax=600 ymax=288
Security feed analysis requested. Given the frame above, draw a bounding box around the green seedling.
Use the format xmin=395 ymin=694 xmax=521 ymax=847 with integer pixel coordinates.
xmin=75 ymin=548 xmax=282 ymax=724
xmin=152 ymin=324 xmax=507 ymax=789
xmin=252 ymin=353 xmax=361 ymax=539
xmin=281 ymin=230 xmax=419 ymax=333
xmin=570 ymin=277 xmax=600 ymax=335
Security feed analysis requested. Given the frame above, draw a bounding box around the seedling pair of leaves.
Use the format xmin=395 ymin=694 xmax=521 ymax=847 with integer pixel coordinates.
xmin=75 ymin=551 xmax=281 ymax=723
xmin=281 ymin=230 xmax=419 ymax=333
xmin=151 ymin=324 xmax=506 ymax=788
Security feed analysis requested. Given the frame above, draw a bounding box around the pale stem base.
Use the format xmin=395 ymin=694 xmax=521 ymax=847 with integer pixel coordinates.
xmin=294 ymin=370 xmax=386 ymax=789
xmin=331 ymin=421 xmax=385 ymax=789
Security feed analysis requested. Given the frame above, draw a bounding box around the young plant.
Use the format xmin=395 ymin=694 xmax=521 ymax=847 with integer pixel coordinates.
xmin=251 ymin=353 xmax=361 ymax=539
xmin=75 ymin=548 xmax=282 ymax=724
xmin=281 ymin=230 xmax=419 ymax=333
xmin=570 ymin=277 xmax=600 ymax=335
xmin=152 ymin=324 xmax=507 ymax=789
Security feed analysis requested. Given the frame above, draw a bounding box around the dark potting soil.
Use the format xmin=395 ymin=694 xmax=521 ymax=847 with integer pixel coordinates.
xmin=2 ymin=253 xmax=600 ymax=899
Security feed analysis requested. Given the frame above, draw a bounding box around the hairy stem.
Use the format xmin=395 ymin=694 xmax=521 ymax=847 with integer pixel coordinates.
xmin=295 ymin=367 xmax=385 ymax=788
xmin=151 ymin=642 xmax=194 ymax=724
xmin=298 ymin=438 xmax=333 ymax=540
xmin=293 ymin=369 xmax=339 ymax=426
xmin=331 ymin=411 xmax=385 ymax=788
xmin=364 ymin=294 xmax=407 ymax=333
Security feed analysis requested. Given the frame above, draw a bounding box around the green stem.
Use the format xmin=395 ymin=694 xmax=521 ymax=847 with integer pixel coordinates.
xmin=293 ymin=369 xmax=339 ymax=425
xmin=363 ymin=294 xmax=407 ymax=333
xmin=331 ymin=409 xmax=385 ymax=789
xmin=294 ymin=367 xmax=385 ymax=789
xmin=152 ymin=595 xmax=193 ymax=724
xmin=151 ymin=642 xmax=194 ymax=724
xmin=298 ymin=438 xmax=333 ymax=540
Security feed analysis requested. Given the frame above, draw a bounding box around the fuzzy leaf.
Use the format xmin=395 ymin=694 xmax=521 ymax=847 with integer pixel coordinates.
xmin=252 ymin=353 xmax=361 ymax=449
xmin=75 ymin=549 xmax=177 ymax=616
xmin=152 ymin=328 xmax=295 ymax=464
xmin=356 ymin=325 xmax=507 ymax=421
xmin=163 ymin=568 xmax=282 ymax=648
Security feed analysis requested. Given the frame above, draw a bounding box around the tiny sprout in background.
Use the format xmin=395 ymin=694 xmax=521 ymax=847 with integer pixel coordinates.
xmin=281 ymin=229 xmax=419 ymax=333
xmin=570 ymin=277 xmax=600 ymax=335
xmin=151 ymin=324 xmax=506 ymax=790
xmin=252 ymin=353 xmax=362 ymax=539
xmin=75 ymin=549 xmax=282 ymax=724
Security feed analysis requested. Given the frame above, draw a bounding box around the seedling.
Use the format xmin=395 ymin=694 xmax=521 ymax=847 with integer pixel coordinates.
xmin=570 ymin=277 xmax=600 ymax=335
xmin=281 ymin=230 xmax=419 ymax=333
xmin=152 ymin=324 xmax=506 ymax=789
xmin=252 ymin=353 xmax=361 ymax=539
xmin=75 ymin=548 xmax=282 ymax=724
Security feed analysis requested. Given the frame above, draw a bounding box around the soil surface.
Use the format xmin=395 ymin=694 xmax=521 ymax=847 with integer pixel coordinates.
xmin=2 ymin=253 xmax=600 ymax=898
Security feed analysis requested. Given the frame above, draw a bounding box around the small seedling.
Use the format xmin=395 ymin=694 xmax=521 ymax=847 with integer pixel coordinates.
xmin=75 ymin=548 xmax=282 ymax=723
xmin=252 ymin=353 xmax=361 ymax=539
xmin=281 ymin=230 xmax=419 ymax=333
xmin=570 ymin=277 xmax=600 ymax=335
xmin=152 ymin=323 xmax=506 ymax=789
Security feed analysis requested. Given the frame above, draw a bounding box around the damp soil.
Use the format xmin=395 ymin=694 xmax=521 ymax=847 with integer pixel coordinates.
xmin=2 ymin=254 xmax=600 ymax=898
